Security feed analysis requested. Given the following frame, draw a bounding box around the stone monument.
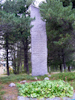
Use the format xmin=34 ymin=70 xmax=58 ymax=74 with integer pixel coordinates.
xmin=30 ymin=4 xmax=48 ymax=76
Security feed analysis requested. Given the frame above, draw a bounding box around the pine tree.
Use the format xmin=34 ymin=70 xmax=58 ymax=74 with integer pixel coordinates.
xmin=0 ymin=0 xmax=33 ymax=74
xmin=39 ymin=0 xmax=75 ymax=72
xmin=0 ymin=11 xmax=17 ymax=75
xmin=60 ymin=0 xmax=75 ymax=8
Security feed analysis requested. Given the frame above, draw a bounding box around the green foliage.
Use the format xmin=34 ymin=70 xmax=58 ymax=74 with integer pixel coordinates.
xmin=71 ymin=61 xmax=75 ymax=66
xmin=37 ymin=74 xmax=48 ymax=80
xmin=26 ymin=0 xmax=34 ymax=7
xmin=0 ymin=74 xmax=30 ymax=83
xmin=0 ymin=96 xmax=2 ymax=100
xmin=0 ymin=74 xmax=48 ymax=84
xmin=15 ymin=14 xmax=33 ymax=39
xmin=40 ymin=0 xmax=75 ymax=68
xmin=60 ymin=0 xmax=75 ymax=8
xmin=0 ymin=91 xmax=6 ymax=95
xmin=69 ymin=80 xmax=75 ymax=90
xmin=2 ymin=0 xmax=33 ymax=14
xmin=0 ymin=0 xmax=34 ymax=74
xmin=50 ymin=72 xmax=75 ymax=81
xmin=49 ymin=72 xmax=75 ymax=89
xmin=40 ymin=0 xmax=75 ymax=43
xmin=40 ymin=0 xmax=75 ymax=21
xmin=0 ymin=90 xmax=6 ymax=100
xmin=0 ymin=85 xmax=4 ymax=88
xmin=16 ymin=80 xmax=73 ymax=98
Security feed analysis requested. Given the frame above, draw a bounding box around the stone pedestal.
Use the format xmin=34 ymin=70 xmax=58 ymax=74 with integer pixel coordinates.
xmin=30 ymin=5 xmax=48 ymax=76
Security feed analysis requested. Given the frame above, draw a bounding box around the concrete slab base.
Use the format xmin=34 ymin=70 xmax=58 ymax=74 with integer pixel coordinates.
xmin=18 ymin=93 xmax=75 ymax=100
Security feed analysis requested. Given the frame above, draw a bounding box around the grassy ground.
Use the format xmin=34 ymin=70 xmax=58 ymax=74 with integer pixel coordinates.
xmin=49 ymin=72 xmax=75 ymax=89
xmin=0 ymin=72 xmax=75 ymax=100
xmin=0 ymin=85 xmax=6 ymax=100
xmin=0 ymin=74 xmax=48 ymax=100
xmin=0 ymin=74 xmax=48 ymax=84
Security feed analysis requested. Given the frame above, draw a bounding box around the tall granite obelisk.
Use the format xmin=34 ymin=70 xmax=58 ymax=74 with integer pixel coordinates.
xmin=30 ymin=5 xmax=48 ymax=76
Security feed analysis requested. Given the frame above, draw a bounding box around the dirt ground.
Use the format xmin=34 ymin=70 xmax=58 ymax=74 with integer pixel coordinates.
xmin=1 ymin=80 xmax=75 ymax=100
xmin=1 ymin=72 xmax=75 ymax=100
xmin=1 ymin=80 xmax=38 ymax=100
xmin=2 ymin=84 xmax=18 ymax=100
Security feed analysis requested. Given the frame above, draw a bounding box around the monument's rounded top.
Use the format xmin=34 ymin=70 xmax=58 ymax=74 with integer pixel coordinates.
xmin=33 ymin=0 xmax=46 ymax=8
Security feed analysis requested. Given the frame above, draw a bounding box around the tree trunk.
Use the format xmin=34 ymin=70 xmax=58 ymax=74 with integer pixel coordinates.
xmin=58 ymin=50 xmax=62 ymax=72
xmin=20 ymin=46 xmax=22 ymax=73
xmin=23 ymin=42 xmax=26 ymax=71
xmin=23 ymin=38 xmax=29 ymax=74
xmin=25 ymin=38 xmax=29 ymax=74
xmin=20 ymin=62 xmax=22 ymax=72
xmin=17 ymin=45 xmax=20 ymax=74
xmin=13 ymin=61 xmax=17 ymax=74
xmin=13 ymin=51 xmax=17 ymax=74
xmin=56 ymin=66 xmax=58 ymax=71
xmin=6 ymin=34 xmax=9 ymax=76
xmin=49 ymin=66 xmax=51 ymax=72
xmin=17 ymin=64 xmax=19 ymax=74
xmin=6 ymin=45 xmax=9 ymax=75
xmin=68 ymin=66 xmax=71 ymax=72
xmin=62 ymin=49 xmax=66 ymax=71
xmin=63 ymin=61 xmax=66 ymax=71
xmin=60 ymin=64 xmax=62 ymax=72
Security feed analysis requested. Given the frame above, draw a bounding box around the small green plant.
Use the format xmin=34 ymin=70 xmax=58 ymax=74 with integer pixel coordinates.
xmin=0 ymin=95 xmax=2 ymax=100
xmin=0 ymin=74 xmax=48 ymax=84
xmin=0 ymin=91 xmax=6 ymax=100
xmin=16 ymin=80 xmax=73 ymax=99
xmin=0 ymin=85 xmax=5 ymax=100
xmin=0 ymin=91 xmax=6 ymax=95
xmin=0 ymin=85 xmax=4 ymax=89
xmin=50 ymin=72 xmax=75 ymax=81
xmin=0 ymin=74 xmax=34 ymax=83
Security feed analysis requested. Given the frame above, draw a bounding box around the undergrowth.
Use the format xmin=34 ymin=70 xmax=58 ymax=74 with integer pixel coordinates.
xmin=50 ymin=72 xmax=75 ymax=81
xmin=0 ymin=85 xmax=5 ymax=100
xmin=0 ymin=74 xmax=48 ymax=84
xmin=16 ymin=80 xmax=73 ymax=99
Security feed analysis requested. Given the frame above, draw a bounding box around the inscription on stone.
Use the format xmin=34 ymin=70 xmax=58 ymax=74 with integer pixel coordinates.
xmin=30 ymin=5 xmax=48 ymax=76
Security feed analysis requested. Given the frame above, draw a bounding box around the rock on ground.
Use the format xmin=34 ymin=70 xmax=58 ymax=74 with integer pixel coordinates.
xmin=48 ymin=75 xmax=51 ymax=77
xmin=44 ymin=77 xmax=49 ymax=80
xmin=20 ymin=80 xmax=26 ymax=83
xmin=9 ymin=83 xmax=15 ymax=87
xmin=34 ymin=77 xmax=38 ymax=80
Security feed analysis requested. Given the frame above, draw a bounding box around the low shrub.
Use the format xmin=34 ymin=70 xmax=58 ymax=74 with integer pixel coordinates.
xmin=16 ymin=80 xmax=73 ymax=99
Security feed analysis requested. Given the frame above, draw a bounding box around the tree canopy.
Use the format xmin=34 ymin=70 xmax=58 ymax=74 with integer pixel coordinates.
xmin=39 ymin=0 xmax=75 ymax=72
xmin=0 ymin=0 xmax=33 ymax=75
